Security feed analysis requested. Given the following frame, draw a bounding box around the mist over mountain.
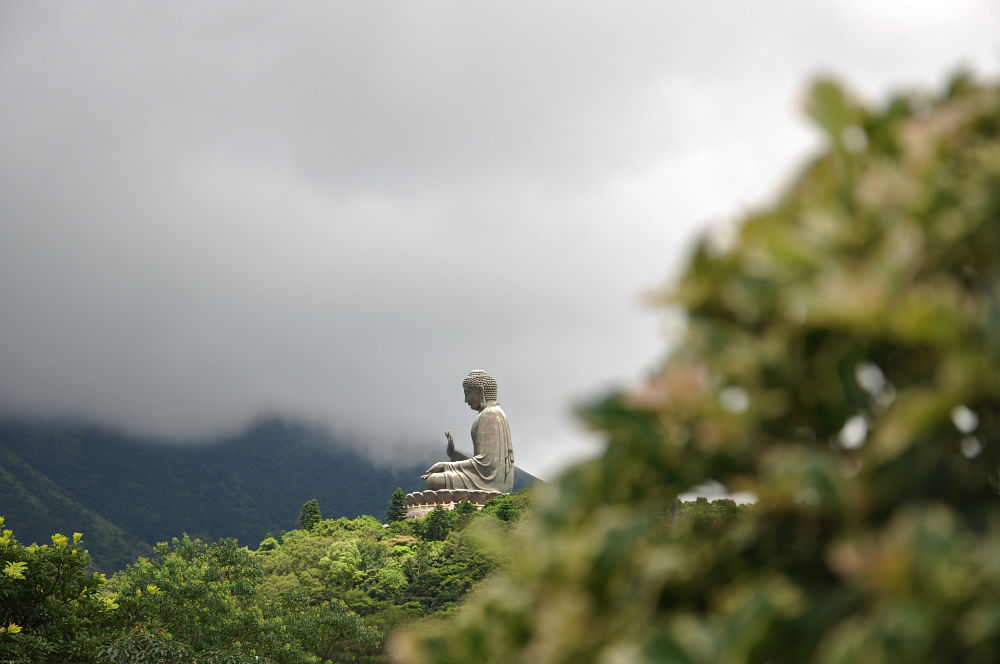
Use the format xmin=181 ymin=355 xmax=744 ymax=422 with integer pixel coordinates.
xmin=0 ymin=416 xmax=538 ymax=571
xmin=4 ymin=4 xmax=996 ymax=483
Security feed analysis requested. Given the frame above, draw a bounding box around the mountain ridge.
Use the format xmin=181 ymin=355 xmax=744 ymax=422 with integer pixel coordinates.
xmin=0 ymin=416 xmax=539 ymax=571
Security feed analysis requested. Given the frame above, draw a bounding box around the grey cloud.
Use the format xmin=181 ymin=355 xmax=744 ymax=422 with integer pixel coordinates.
xmin=1 ymin=1 xmax=998 ymax=477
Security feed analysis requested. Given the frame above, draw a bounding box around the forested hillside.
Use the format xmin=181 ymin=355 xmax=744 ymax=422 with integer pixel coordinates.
xmin=0 ymin=417 xmax=538 ymax=571
xmin=0 ymin=491 xmax=537 ymax=663
xmin=0 ymin=481 xmax=744 ymax=663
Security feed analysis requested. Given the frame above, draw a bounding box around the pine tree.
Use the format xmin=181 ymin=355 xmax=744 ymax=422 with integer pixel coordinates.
xmin=385 ymin=487 xmax=408 ymax=522
xmin=295 ymin=498 xmax=321 ymax=531
xmin=422 ymin=505 xmax=450 ymax=541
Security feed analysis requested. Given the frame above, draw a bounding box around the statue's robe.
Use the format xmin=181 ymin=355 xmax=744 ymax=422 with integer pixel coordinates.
xmin=440 ymin=404 xmax=514 ymax=493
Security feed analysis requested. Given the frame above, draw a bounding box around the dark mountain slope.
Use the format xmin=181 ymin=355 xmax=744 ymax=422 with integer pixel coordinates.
xmin=0 ymin=441 xmax=150 ymax=568
xmin=0 ymin=417 xmax=540 ymax=571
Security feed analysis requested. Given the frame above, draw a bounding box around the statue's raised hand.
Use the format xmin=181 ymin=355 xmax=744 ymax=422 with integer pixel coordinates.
xmin=445 ymin=430 xmax=468 ymax=461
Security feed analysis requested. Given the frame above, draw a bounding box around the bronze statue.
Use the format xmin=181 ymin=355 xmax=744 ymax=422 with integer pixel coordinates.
xmin=421 ymin=370 xmax=514 ymax=493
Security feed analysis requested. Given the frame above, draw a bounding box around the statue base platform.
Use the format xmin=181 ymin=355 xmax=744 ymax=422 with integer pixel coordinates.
xmin=405 ymin=488 xmax=503 ymax=519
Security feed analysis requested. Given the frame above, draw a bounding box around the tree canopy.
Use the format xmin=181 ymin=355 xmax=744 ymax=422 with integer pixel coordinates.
xmin=0 ymin=490 xmax=531 ymax=664
xmin=0 ymin=517 xmax=108 ymax=663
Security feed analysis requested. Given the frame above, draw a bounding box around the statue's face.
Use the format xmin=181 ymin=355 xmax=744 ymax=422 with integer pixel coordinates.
xmin=464 ymin=386 xmax=483 ymax=411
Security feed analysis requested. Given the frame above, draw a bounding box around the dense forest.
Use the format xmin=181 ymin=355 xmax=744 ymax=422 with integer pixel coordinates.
xmin=0 ymin=490 xmax=743 ymax=663
xmin=0 ymin=491 xmax=521 ymax=663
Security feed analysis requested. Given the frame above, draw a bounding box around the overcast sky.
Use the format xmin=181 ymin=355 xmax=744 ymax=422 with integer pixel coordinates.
xmin=1 ymin=1 xmax=998 ymax=479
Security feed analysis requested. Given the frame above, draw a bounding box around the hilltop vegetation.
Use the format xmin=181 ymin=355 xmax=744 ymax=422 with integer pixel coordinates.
xmin=0 ymin=490 xmax=735 ymax=663
xmin=0 ymin=491 xmax=533 ymax=663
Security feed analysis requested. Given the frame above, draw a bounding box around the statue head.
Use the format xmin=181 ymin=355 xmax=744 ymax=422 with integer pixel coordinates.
xmin=462 ymin=370 xmax=498 ymax=409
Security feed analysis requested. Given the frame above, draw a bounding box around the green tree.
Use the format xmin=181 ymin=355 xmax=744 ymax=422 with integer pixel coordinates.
xmin=98 ymin=626 xmax=191 ymax=664
xmin=385 ymin=488 xmax=408 ymax=523
xmin=394 ymin=74 xmax=1000 ymax=663
xmin=421 ymin=506 xmax=450 ymax=542
xmin=260 ymin=589 xmax=380 ymax=664
xmin=106 ymin=536 xmax=267 ymax=660
xmin=453 ymin=500 xmax=477 ymax=518
xmin=0 ymin=517 xmax=109 ymax=664
xmin=295 ymin=498 xmax=322 ymax=531
xmin=320 ymin=540 xmax=364 ymax=590
xmin=104 ymin=534 xmax=380 ymax=664
xmin=482 ymin=494 xmax=516 ymax=521
xmin=257 ymin=533 xmax=280 ymax=552
xmin=257 ymin=529 xmax=337 ymax=599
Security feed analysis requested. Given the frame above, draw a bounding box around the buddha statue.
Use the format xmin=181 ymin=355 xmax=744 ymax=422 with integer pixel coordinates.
xmin=421 ymin=370 xmax=514 ymax=493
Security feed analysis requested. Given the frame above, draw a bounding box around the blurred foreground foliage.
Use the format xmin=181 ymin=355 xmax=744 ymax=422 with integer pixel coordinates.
xmin=393 ymin=73 xmax=1000 ymax=663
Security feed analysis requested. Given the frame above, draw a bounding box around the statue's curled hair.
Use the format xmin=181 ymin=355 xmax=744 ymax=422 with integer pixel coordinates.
xmin=463 ymin=370 xmax=498 ymax=402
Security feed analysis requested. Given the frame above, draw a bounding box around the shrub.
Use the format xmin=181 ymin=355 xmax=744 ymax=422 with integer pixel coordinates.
xmin=0 ymin=518 xmax=108 ymax=663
